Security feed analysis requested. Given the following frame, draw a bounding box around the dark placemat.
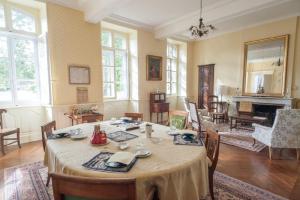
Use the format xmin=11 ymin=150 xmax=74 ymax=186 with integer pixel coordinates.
xmin=173 ymin=135 xmax=204 ymax=146
xmin=82 ymin=152 xmax=137 ymax=172
xmin=107 ymin=131 xmax=138 ymax=142
xmin=47 ymin=133 xmax=70 ymax=140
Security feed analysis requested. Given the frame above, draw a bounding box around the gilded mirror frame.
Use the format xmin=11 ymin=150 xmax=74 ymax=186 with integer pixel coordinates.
xmin=242 ymin=34 xmax=289 ymax=97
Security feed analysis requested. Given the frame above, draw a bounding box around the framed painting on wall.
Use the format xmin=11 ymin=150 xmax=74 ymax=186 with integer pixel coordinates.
xmin=146 ymin=55 xmax=162 ymax=81
xmin=69 ymin=65 xmax=90 ymax=84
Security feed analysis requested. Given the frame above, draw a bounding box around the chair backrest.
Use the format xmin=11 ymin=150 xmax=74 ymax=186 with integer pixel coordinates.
xmin=0 ymin=109 xmax=7 ymax=129
xmin=124 ymin=113 xmax=143 ymax=121
xmin=205 ymin=128 xmax=220 ymax=171
xmin=41 ymin=121 xmax=56 ymax=151
xmin=169 ymin=110 xmax=188 ymax=130
xmin=271 ymin=109 xmax=300 ymax=148
xmin=51 ymin=173 xmax=136 ymax=200
xmin=81 ymin=114 xmax=104 ymax=123
xmin=189 ymin=102 xmax=201 ymax=133
xmin=183 ymin=98 xmax=190 ymax=112
xmin=207 ymin=95 xmax=219 ymax=112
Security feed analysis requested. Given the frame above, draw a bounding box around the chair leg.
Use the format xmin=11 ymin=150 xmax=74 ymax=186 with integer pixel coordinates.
xmin=209 ymin=170 xmax=214 ymax=200
xmin=253 ymin=139 xmax=256 ymax=146
xmin=17 ymin=129 xmax=21 ymax=148
xmin=1 ymin=136 xmax=5 ymax=155
xmin=268 ymin=147 xmax=272 ymax=160
xmin=296 ymin=149 xmax=300 ymax=160
xmin=46 ymin=173 xmax=50 ymax=187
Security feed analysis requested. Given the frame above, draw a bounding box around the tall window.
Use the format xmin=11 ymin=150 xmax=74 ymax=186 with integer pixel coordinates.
xmin=101 ymin=29 xmax=128 ymax=99
xmin=167 ymin=43 xmax=178 ymax=95
xmin=0 ymin=4 xmax=40 ymax=106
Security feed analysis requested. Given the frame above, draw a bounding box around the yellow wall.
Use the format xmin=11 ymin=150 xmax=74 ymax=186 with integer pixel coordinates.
xmin=190 ymin=17 xmax=300 ymax=104
xmin=47 ymin=3 xmax=102 ymax=106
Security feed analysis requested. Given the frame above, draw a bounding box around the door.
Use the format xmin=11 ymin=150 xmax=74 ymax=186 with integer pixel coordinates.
xmin=198 ymin=64 xmax=214 ymax=109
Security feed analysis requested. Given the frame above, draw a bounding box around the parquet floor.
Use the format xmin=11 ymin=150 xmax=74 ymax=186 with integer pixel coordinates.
xmin=0 ymin=141 xmax=299 ymax=199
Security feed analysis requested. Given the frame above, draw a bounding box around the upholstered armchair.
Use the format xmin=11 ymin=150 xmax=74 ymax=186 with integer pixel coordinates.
xmin=252 ymin=109 xmax=300 ymax=160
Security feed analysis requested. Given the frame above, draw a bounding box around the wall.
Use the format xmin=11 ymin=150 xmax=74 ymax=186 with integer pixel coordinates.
xmin=191 ymin=17 xmax=300 ymax=108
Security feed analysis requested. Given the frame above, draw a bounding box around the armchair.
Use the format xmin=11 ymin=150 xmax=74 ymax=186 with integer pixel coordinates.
xmin=252 ymin=109 xmax=300 ymax=160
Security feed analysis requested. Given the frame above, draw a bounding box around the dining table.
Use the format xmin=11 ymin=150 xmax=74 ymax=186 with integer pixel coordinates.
xmin=44 ymin=121 xmax=209 ymax=200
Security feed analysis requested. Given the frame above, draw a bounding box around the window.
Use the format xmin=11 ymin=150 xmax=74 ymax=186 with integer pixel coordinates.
xmin=11 ymin=8 xmax=36 ymax=33
xmin=0 ymin=5 xmax=5 ymax=28
xmin=0 ymin=4 xmax=41 ymax=106
xmin=0 ymin=35 xmax=40 ymax=105
xmin=167 ymin=44 xmax=178 ymax=95
xmin=101 ymin=30 xmax=128 ymax=99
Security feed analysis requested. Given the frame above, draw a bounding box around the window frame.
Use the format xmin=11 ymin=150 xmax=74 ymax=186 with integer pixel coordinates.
xmin=101 ymin=28 xmax=129 ymax=100
xmin=167 ymin=43 xmax=179 ymax=96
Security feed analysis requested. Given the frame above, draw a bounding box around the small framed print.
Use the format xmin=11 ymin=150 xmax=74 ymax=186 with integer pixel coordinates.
xmin=69 ymin=65 xmax=90 ymax=84
xmin=146 ymin=55 xmax=162 ymax=81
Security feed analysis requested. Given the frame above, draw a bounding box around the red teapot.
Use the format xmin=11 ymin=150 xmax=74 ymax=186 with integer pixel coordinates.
xmin=90 ymin=125 xmax=107 ymax=145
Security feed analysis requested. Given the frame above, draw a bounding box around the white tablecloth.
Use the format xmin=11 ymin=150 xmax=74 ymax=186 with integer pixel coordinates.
xmin=44 ymin=122 xmax=209 ymax=200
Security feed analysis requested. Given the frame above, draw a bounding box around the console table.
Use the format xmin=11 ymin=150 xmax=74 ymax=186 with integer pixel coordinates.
xmin=149 ymin=92 xmax=169 ymax=124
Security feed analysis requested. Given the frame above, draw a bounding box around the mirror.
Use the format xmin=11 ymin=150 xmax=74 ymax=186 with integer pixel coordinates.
xmin=243 ymin=35 xmax=289 ymax=97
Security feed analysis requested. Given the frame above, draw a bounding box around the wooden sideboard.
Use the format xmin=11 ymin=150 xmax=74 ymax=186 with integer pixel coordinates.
xmin=149 ymin=92 xmax=169 ymax=124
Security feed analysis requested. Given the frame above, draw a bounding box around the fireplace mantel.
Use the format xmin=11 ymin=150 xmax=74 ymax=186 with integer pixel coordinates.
xmin=232 ymin=96 xmax=295 ymax=108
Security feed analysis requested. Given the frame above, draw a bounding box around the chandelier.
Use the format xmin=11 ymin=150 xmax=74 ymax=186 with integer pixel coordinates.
xmin=189 ymin=0 xmax=215 ymax=39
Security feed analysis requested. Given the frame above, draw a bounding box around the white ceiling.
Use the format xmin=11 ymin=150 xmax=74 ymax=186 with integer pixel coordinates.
xmin=46 ymin=0 xmax=300 ymax=40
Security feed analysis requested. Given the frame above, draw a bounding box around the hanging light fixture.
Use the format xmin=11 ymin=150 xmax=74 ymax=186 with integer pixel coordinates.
xmin=189 ymin=0 xmax=215 ymax=39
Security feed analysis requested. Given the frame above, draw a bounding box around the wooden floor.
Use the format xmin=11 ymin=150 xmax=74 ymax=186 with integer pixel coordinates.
xmin=0 ymin=141 xmax=299 ymax=199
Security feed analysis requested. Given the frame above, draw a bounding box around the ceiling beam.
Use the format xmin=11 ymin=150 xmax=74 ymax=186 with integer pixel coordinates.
xmin=154 ymin=0 xmax=292 ymax=39
xmin=82 ymin=0 xmax=138 ymax=23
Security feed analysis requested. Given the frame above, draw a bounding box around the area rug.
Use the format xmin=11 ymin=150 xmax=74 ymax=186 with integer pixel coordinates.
xmin=4 ymin=161 xmax=287 ymax=200
xmin=213 ymin=123 xmax=267 ymax=152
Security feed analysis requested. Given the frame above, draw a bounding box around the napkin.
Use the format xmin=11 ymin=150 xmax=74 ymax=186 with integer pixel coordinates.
xmin=107 ymin=151 xmax=135 ymax=166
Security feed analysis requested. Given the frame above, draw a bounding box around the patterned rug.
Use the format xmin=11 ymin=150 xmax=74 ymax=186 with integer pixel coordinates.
xmin=3 ymin=161 xmax=287 ymax=200
xmin=213 ymin=123 xmax=267 ymax=152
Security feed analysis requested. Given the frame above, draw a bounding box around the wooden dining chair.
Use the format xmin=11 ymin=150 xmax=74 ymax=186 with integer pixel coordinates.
xmin=51 ymin=173 xmax=159 ymax=200
xmin=41 ymin=120 xmax=56 ymax=151
xmin=205 ymin=128 xmax=220 ymax=200
xmin=211 ymin=102 xmax=229 ymax=123
xmin=0 ymin=109 xmax=21 ymax=155
xmin=207 ymin=95 xmax=219 ymax=113
xmin=168 ymin=110 xmax=188 ymax=130
xmin=81 ymin=114 xmax=104 ymax=123
xmin=189 ymin=102 xmax=203 ymax=137
xmin=124 ymin=112 xmax=144 ymax=121
xmin=41 ymin=120 xmax=56 ymax=187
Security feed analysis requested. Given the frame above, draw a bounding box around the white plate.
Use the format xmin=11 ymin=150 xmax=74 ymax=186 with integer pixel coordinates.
xmin=70 ymin=134 xmax=88 ymax=140
xmin=135 ymin=149 xmax=152 ymax=158
xmin=167 ymin=131 xmax=180 ymax=136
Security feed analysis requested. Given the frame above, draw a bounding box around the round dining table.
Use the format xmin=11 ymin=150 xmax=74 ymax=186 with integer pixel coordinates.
xmin=44 ymin=121 xmax=209 ymax=200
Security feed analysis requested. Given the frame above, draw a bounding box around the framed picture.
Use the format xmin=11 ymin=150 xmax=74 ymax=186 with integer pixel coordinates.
xmin=146 ymin=55 xmax=162 ymax=81
xmin=69 ymin=65 xmax=90 ymax=84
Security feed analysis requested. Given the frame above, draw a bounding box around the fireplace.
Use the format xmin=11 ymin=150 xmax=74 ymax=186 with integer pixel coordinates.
xmin=253 ymin=104 xmax=284 ymax=126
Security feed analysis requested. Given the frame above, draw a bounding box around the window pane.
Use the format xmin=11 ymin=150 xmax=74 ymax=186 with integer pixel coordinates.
xmin=171 ymin=82 xmax=177 ymax=94
xmin=167 ymin=45 xmax=172 ymax=58
xmin=167 ymin=59 xmax=171 ymax=70
xmin=13 ymin=38 xmax=39 ymax=102
xmin=172 ymin=46 xmax=177 ymax=58
xmin=114 ymin=34 xmax=126 ymax=50
xmin=0 ymin=37 xmax=12 ymax=103
xmin=167 ymin=71 xmax=170 ymax=82
xmin=12 ymin=9 xmax=36 ymax=33
xmin=115 ymin=51 xmax=127 ymax=98
xmin=102 ymin=50 xmax=114 ymax=66
xmin=0 ymin=5 xmax=5 ymax=28
xmin=172 ymin=72 xmax=177 ymax=82
xmin=171 ymin=60 xmax=177 ymax=71
xmin=166 ymin=83 xmax=171 ymax=94
xmin=101 ymin=31 xmax=112 ymax=47
xmin=104 ymin=83 xmax=115 ymax=97
xmin=103 ymin=67 xmax=114 ymax=82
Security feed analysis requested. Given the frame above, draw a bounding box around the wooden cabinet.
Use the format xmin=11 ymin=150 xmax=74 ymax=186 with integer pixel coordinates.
xmin=150 ymin=92 xmax=169 ymax=124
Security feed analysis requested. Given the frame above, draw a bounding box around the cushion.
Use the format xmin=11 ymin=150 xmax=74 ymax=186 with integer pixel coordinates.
xmin=65 ymin=195 xmax=91 ymax=200
xmin=170 ymin=115 xmax=186 ymax=130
